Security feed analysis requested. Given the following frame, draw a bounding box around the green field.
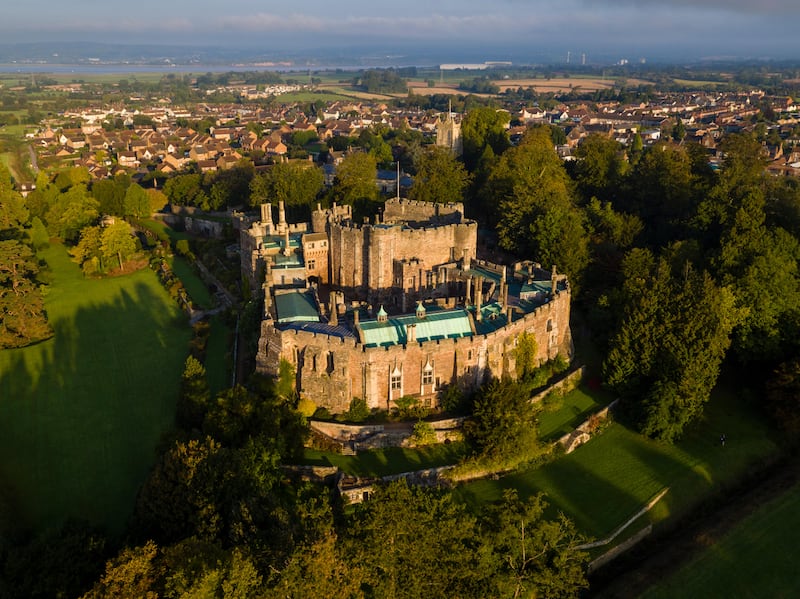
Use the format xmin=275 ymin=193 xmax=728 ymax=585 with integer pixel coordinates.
xmin=538 ymin=385 xmax=613 ymax=440
xmin=0 ymin=244 xmax=191 ymax=534
xmin=168 ymin=255 xmax=213 ymax=310
xmin=206 ymin=316 xmax=232 ymax=394
xmin=643 ymin=480 xmax=800 ymax=598
xmin=455 ymin=388 xmax=779 ymax=539
xmin=300 ymin=443 xmax=468 ymax=478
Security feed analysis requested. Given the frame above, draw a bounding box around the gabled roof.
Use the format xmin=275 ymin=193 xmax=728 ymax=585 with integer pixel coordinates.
xmin=359 ymin=308 xmax=473 ymax=348
xmin=274 ymin=289 xmax=320 ymax=324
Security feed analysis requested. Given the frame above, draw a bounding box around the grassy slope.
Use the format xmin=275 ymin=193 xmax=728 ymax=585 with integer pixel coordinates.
xmin=455 ymin=388 xmax=778 ymax=539
xmin=0 ymin=244 xmax=190 ymax=534
xmin=643 ymin=480 xmax=800 ymax=599
xmin=301 ymin=443 xmax=468 ymax=478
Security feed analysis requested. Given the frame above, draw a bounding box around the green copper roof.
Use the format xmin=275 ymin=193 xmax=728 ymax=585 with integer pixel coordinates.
xmin=360 ymin=308 xmax=473 ymax=348
xmin=274 ymin=290 xmax=320 ymax=324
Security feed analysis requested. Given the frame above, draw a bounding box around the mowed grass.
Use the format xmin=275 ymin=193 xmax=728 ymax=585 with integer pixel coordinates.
xmin=538 ymin=384 xmax=613 ymax=440
xmin=455 ymin=388 xmax=779 ymax=539
xmin=0 ymin=244 xmax=191 ymax=534
xmin=642 ymin=480 xmax=800 ymax=599
xmin=168 ymin=255 xmax=213 ymax=310
xmin=301 ymin=442 xmax=468 ymax=478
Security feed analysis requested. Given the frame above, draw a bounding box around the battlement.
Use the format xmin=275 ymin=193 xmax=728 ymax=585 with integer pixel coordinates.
xmin=382 ymin=197 xmax=466 ymax=226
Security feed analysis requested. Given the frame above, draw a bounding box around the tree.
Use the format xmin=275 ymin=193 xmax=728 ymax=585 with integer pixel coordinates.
xmin=604 ymin=251 xmax=739 ymax=441
xmin=91 ymin=178 xmax=126 ymax=216
xmin=71 ymin=225 xmax=104 ymax=275
xmin=766 ymin=357 xmax=800 ymax=435
xmin=271 ymin=532 xmax=363 ymax=599
xmin=0 ymin=239 xmax=53 ymax=348
xmin=479 ymin=490 xmax=589 ymax=599
xmin=146 ymin=188 xmax=169 ymax=214
xmin=408 ymin=146 xmax=471 ymax=204
xmin=123 ymin=183 xmax=150 ymax=218
xmin=100 ymin=221 xmax=137 ymax=271
xmin=0 ymin=164 xmax=29 ymax=239
xmin=134 ymin=437 xmax=226 ymax=543
xmin=627 ymin=141 xmax=697 ymax=245
xmin=572 ymin=134 xmax=629 ymax=204
xmin=489 ymin=127 xmax=589 ymax=284
xmin=164 ymin=173 xmax=203 ymax=207
xmin=345 ymin=481 xmax=480 ymax=599
xmin=2 ymin=519 xmax=107 ymax=599
xmin=81 ymin=541 xmax=160 ymax=599
xmin=249 ymin=161 xmax=324 ymax=208
xmin=332 ymin=152 xmax=378 ymax=206
xmin=45 ymin=185 xmax=99 ymax=242
xmin=463 ymin=378 xmax=543 ymax=466
xmin=461 ymin=106 xmax=511 ymax=170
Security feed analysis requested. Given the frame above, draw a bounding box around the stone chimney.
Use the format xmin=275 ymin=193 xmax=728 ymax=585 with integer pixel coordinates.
xmin=551 ymin=265 xmax=558 ymax=298
xmin=475 ymin=276 xmax=483 ymax=322
xmin=406 ymin=323 xmax=416 ymax=343
xmin=353 ymin=308 xmax=360 ymax=327
xmin=329 ymin=292 xmax=338 ymax=326
xmin=260 ymin=202 xmax=272 ymax=226
xmin=278 ymin=200 xmax=287 ymax=233
xmin=283 ymin=228 xmax=291 ymax=257
xmin=463 ymin=248 xmax=471 ymax=272
xmin=465 ymin=276 xmax=473 ymax=305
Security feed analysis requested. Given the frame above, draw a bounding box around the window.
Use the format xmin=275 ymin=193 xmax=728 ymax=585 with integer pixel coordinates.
xmin=391 ymin=372 xmax=402 ymax=391
xmin=422 ymin=370 xmax=433 ymax=386
xmin=307 ymin=259 xmax=316 ymax=270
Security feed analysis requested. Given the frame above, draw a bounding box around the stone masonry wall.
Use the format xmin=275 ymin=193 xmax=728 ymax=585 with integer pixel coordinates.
xmin=257 ymin=286 xmax=572 ymax=413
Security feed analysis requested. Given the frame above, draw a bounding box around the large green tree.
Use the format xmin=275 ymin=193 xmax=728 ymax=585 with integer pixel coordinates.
xmin=604 ymin=250 xmax=739 ymax=441
xmin=461 ymin=106 xmax=511 ymax=170
xmin=344 ymin=481 xmax=480 ymax=599
xmin=45 ymin=185 xmax=99 ymax=242
xmin=331 ymin=152 xmax=378 ymax=206
xmin=249 ymin=161 xmax=324 ymax=208
xmin=123 ymin=183 xmax=150 ymax=218
xmin=489 ymin=126 xmax=589 ymax=284
xmin=0 ymin=239 xmax=53 ymax=348
xmin=479 ymin=490 xmax=589 ymax=599
xmin=463 ymin=377 xmax=544 ymax=466
xmin=572 ymin=134 xmax=629 ymax=205
xmin=408 ymin=145 xmax=471 ymax=204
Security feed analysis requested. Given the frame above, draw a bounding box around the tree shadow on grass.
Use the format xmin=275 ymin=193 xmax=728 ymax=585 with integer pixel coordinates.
xmin=0 ymin=277 xmax=191 ymax=537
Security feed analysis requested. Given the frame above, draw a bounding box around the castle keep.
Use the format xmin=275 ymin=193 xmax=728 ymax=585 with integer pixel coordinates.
xmin=241 ymin=198 xmax=572 ymax=413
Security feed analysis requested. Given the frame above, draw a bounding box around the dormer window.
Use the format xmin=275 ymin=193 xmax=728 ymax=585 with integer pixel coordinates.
xmin=377 ymin=305 xmax=388 ymax=323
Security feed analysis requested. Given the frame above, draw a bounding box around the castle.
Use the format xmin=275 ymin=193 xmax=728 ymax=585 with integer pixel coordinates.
xmin=240 ymin=198 xmax=572 ymax=413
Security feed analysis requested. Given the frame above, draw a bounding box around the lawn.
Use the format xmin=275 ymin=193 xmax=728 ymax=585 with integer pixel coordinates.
xmin=0 ymin=244 xmax=191 ymax=535
xmin=455 ymin=388 xmax=779 ymax=539
xmin=300 ymin=442 xmax=468 ymax=478
xmin=205 ymin=316 xmax=232 ymax=395
xmin=642 ymin=480 xmax=800 ymax=599
xmin=168 ymin=255 xmax=213 ymax=310
xmin=537 ymin=384 xmax=613 ymax=441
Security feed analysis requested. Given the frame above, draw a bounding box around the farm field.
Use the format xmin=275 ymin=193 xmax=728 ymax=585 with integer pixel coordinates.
xmin=642 ymin=479 xmax=800 ymax=599
xmin=0 ymin=244 xmax=191 ymax=534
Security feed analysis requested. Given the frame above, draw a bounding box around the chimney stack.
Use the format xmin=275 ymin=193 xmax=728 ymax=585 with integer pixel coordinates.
xmin=551 ymin=265 xmax=558 ymax=298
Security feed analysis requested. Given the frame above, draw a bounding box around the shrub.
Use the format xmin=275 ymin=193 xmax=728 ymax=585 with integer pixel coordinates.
xmin=296 ymin=396 xmax=317 ymax=418
xmin=344 ymin=397 xmax=370 ymax=423
xmin=411 ymin=421 xmax=437 ymax=446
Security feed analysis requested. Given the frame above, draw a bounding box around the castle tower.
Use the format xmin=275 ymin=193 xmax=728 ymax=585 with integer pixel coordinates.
xmin=435 ymin=101 xmax=463 ymax=156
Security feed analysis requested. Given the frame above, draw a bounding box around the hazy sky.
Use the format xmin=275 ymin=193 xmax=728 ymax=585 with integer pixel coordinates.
xmin=3 ymin=0 xmax=797 ymax=60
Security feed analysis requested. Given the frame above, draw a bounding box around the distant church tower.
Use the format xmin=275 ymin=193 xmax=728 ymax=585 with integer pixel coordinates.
xmin=436 ymin=101 xmax=462 ymax=156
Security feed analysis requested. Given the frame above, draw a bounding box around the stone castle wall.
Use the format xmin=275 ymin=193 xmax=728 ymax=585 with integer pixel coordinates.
xmin=382 ymin=198 xmax=465 ymax=225
xmin=256 ymin=286 xmax=571 ymax=413
xmin=329 ymin=220 xmax=478 ymax=298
